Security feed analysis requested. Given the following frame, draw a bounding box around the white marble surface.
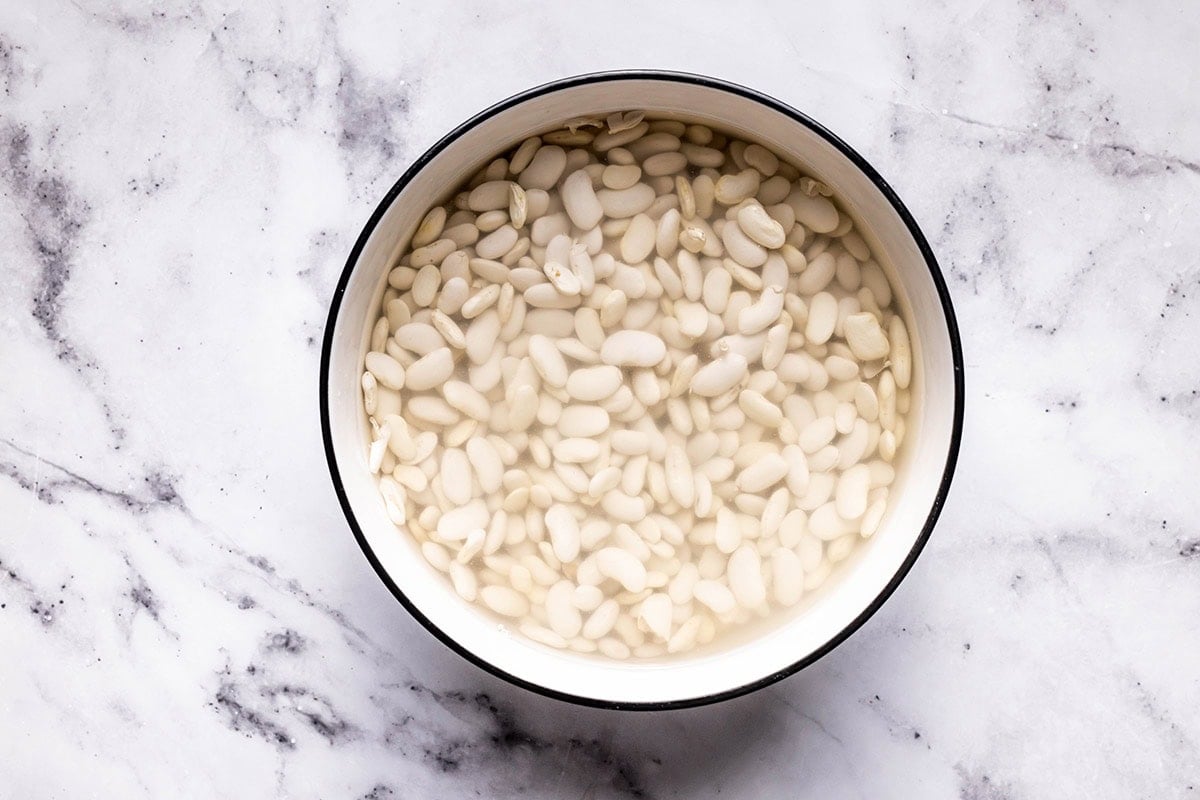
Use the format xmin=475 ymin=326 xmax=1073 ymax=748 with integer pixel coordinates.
xmin=2 ymin=1 xmax=1198 ymax=796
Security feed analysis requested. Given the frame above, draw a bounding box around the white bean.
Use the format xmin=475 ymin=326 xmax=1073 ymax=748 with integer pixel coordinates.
xmin=788 ymin=189 xmax=839 ymax=233
xmin=743 ymin=144 xmax=779 ymax=176
xmin=475 ymin=225 xmax=518 ymax=260
xmin=727 ymin=544 xmax=766 ymax=608
xmin=702 ymin=266 xmax=733 ymax=313
xmin=862 ymin=268 xmax=892 ymax=314
xmin=653 ymin=256 xmax=684 ymax=300
xmin=412 ymin=207 xmax=446 ymax=248
xmin=644 ymin=151 xmax=687 ymax=176
xmin=771 ymin=549 xmax=803 ymax=606
xmin=528 ymin=334 xmax=568 ymax=387
xmin=444 ymin=381 xmax=490 ymax=422
xmin=715 ymin=169 xmax=761 ymax=205
xmin=544 ymin=504 xmax=581 ymax=563
xmin=639 ymin=593 xmax=673 ymax=640
xmin=411 ymin=239 xmax=455 ymax=269
xmin=738 ymin=287 xmax=785 ymax=335
xmin=844 ymin=312 xmax=890 ymax=361
xmin=861 ymin=497 xmax=887 ymax=537
xmin=714 ymin=507 xmax=741 ymax=554
xmin=805 ymin=292 xmax=838 ymax=345
xmin=566 ymin=365 xmax=623 ymax=401
xmin=365 ymin=351 xmax=405 ymax=391
xmin=599 ymin=289 xmax=628 ymax=327
xmin=441 ymin=448 xmax=472 ymax=503
xmin=597 ymin=184 xmax=656 ymax=218
xmin=693 ymin=580 xmax=736 ymax=615
xmin=556 ymin=168 xmax=600 ymax=229
xmin=480 ymin=585 xmax=530 ymax=617
xmin=405 ymin=347 xmax=455 ymax=391
xmin=552 ymin=438 xmax=600 ymax=463
xmin=394 ymin=322 xmax=442 ymax=355
xmin=601 ymin=491 xmax=647 ymax=524
xmin=508 ymin=384 xmax=539 ymax=431
xmin=468 ymin=180 xmax=513 ymax=212
xmin=620 ymin=213 xmax=657 ymax=263
xmin=611 ymin=430 xmax=650 ymax=456
xmin=836 ymin=251 xmax=861 ymax=291
xmin=835 ymin=464 xmax=871 ymax=520
xmin=518 ymin=145 xmax=566 ymax=190
xmin=524 ymin=283 xmax=579 ymax=309
xmin=583 ymin=599 xmax=620 ymax=639
xmin=809 ymin=502 xmax=850 ymax=541
xmin=691 ymin=352 xmax=748 ymax=397
xmin=721 ymin=220 xmax=768 ymax=268
xmin=656 ymin=208 xmax=681 ymax=258
xmin=594 ymin=547 xmax=647 ymax=591
xmin=557 ymin=405 xmax=610 ymax=438
xmin=600 ymin=331 xmax=666 ymax=367
xmin=737 ymin=203 xmax=786 ymax=249
xmin=796 ymin=252 xmax=836 ymax=295
xmin=739 ymin=389 xmax=783 ymax=427
xmin=544 ymin=580 xmax=582 ymax=638
xmin=461 ymin=284 xmax=501 ymax=319
xmin=603 ymin=164 xmax=641 ymax=189
xmin=569 ymin=244 xmax=595 ymax=294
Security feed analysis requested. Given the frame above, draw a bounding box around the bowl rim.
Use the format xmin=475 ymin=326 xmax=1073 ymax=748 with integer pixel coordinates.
xmin=320 ymin=69 xmax=965 ymax=711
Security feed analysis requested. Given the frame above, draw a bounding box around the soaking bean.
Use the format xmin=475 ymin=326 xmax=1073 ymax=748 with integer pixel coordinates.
xmin=361 ymin=111 xmax=911 ymax=661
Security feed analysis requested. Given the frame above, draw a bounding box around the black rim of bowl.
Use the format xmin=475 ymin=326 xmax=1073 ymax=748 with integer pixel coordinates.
xmin=320 ymin=69 xmax=965 ymax=711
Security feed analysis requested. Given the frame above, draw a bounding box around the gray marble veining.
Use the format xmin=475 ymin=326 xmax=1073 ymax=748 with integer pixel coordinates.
xmin=2 ymin=1 xmax=1198 ymax=797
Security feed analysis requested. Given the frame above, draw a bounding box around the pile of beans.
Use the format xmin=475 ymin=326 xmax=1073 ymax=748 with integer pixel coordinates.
xmin=361 ymin=111 xmax=912 ymax=660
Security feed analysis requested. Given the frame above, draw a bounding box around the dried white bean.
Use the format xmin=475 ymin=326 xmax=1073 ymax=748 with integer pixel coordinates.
xmin=412 ymin=207 xmax=446 ymax=248
xmin=583 ymin=599 xmax=620 ymax=639
xmin=405 ymin=348 xmax=455 ymax=391
xmin=566 ymin=365 xmax=622 ymax=401
xmin=789 ymin=189 xmax=839 ymax=233
xmin=603 ymin=164 xmax=641 ymax=189
xmin=365 ymin=351 xmax=406 ymax=391
xmin=805 ymin=292 xmax=838 ymax=345
xmin=715 ymin=169 xmax=761 ymax=205
xmin=721 ymin=220 xmax=768 ymax=268
xmin=468 ymin=180 xmax=513 ymax=212
xmin=727 ymin=544 xmax=766 ymax=608
xmin=771 ymin=549 xmax=803 ymax=606
xmin=736 ymin=453 xmax=789 ymax=493
xmin=690 ymin=352 xmax=748 ymax=397
xmin=364 ymin=114 xmax=909 ymax=661
xmin=693 ymin=580 xmax=736 ymax=615
xmin=462 ymin=284 xmax=501 ymax=319
xmin=519 ymin=145 xmax=567 ymax=190
xmin=796 ymin=252 xmax=837 ymax=295
xmin=527 ymin=334 xmax=568 ymax=388
xmin=835 ymin=464 xmax=871 ymax=520
xmin=601 ymin=491 xmax=647 ymax=524
xmin=544 ymin=504 xmax=581 ymax=563
xmin=737 ymin=203 xmax=786 ymax=249
xmin=844 ymin=312 xmax=890 ymax=361
xmin=594 ymin=547 xmax=647 ymax=591
xmin=600 ymin=331 xmax=666 ymax=367
xmin=480 ymin=585 xmax=529 ymax=617
xmin=470 ymin=224 xmax=513 ymax=259
xmin=597 ymin=184 xmax=656 ymax=218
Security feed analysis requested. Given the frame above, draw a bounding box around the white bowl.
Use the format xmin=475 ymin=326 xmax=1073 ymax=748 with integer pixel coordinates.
xmin=321 ymin=71 xmax=964 ymax=709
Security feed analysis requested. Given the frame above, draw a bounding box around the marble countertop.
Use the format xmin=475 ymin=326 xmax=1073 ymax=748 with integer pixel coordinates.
xmin=3 ymin=1 xmax=1198 ymax=797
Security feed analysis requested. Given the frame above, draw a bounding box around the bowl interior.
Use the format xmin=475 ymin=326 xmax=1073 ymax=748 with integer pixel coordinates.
xmin=325 ymin=75 xmax=959 ymax=706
